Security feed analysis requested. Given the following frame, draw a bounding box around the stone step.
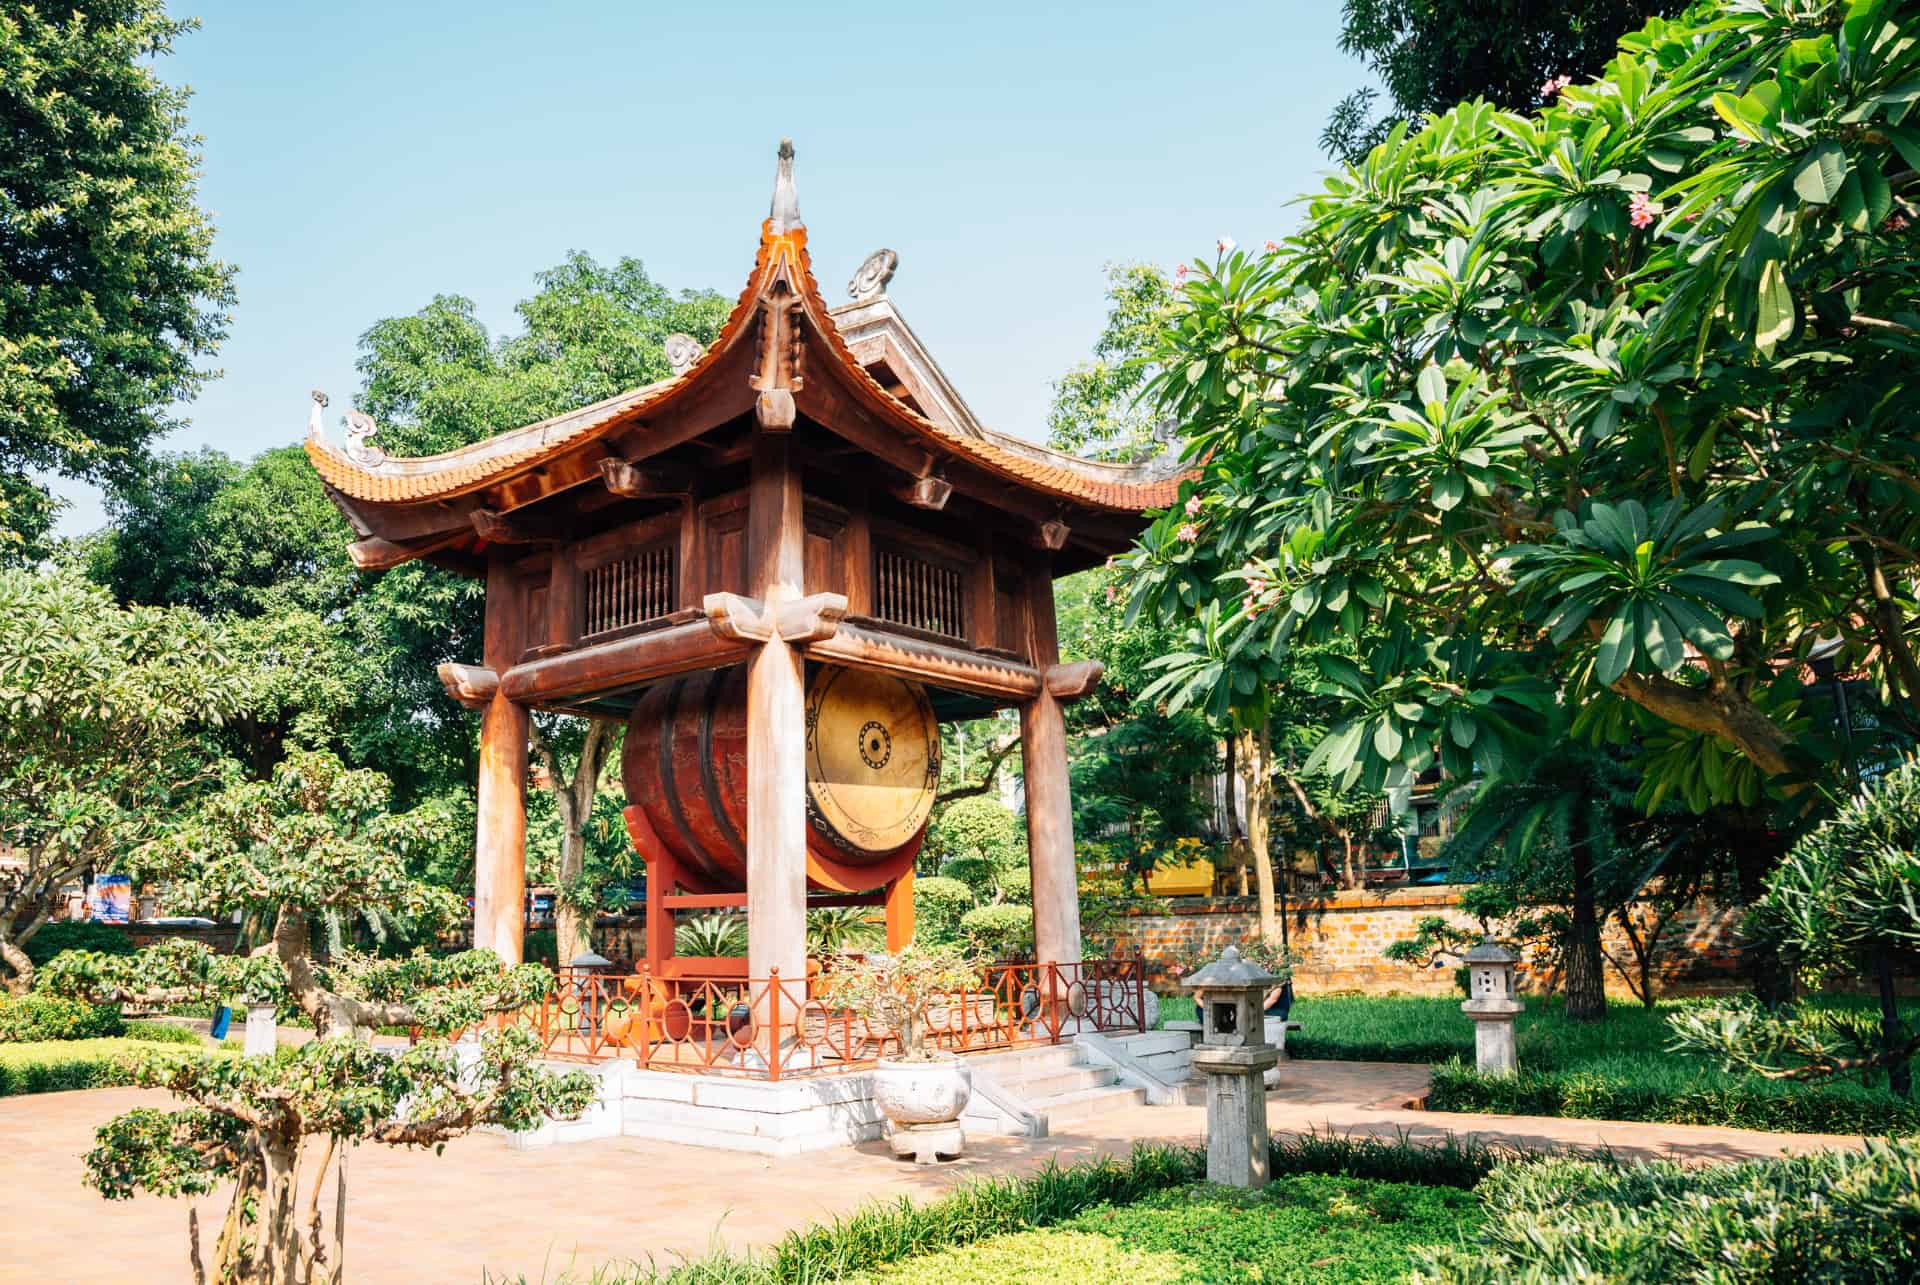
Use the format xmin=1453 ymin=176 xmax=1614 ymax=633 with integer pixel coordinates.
xmin=963 ymin=1044 xmax=1085 ymax=1078
xmin=1030 ymin=1084 xmax=1148 ymax=1128
xmin=998 ymin=1065 xmax=1116 ymax=1098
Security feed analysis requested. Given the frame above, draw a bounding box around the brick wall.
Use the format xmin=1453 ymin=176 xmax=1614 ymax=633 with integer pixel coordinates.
xmin=1088 ymin=888 xmax=1754 ymax=999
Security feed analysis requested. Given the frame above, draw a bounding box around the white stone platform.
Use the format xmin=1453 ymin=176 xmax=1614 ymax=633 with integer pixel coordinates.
xmin=507 ymin=1029 xmax=1193 ymax=1156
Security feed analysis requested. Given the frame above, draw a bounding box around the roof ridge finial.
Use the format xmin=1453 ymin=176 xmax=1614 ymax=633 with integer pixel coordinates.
xmin=769 ymin=138 xmax=801 ymax=232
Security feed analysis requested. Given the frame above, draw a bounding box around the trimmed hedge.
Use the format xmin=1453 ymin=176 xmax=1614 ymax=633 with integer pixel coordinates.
xmin=0 ymin=993 xmax=124 ymax=1043
xmin=0 ymin=1026 xmax=216 ymax=1096
xmin=1427 ymin=1057 xmax=1920 ymax=1136
xmin=1415 ymin=1140 xmax=1920 ymax=1283
xmin=22 ymin=920 xmax=136 ymax=967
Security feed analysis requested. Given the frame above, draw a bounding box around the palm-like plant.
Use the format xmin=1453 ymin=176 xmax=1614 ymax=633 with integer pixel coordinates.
xmin=674 ymin=913 xmax=747 ymax=958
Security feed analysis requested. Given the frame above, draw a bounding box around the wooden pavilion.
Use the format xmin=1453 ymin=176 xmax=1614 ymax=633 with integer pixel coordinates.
xmin=304 ymin=142 xmax=1184 ymax=1002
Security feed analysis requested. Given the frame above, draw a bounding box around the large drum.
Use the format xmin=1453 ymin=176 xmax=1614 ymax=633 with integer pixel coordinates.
xmin=621 ymin=664 xmax=939 ymax=894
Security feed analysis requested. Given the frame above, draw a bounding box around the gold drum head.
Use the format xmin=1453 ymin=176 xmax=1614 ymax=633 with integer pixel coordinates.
xmin=805 ymin=666 xmax=939 ymax=854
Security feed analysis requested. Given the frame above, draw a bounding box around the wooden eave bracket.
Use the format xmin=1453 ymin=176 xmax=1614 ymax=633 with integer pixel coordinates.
xmin=469 ymin=508 xmax=552 ymax=545
xmin=894 ymin=472 xmax=953 ymax=511
xmin=599 ymin=457 xmax=691 ymax=498
xmin=1044 ymin=659 xmax=1105 ymax=703
xmin=1033 ymin=518 xmax=1071 ymax=551
xmin=704 ymin=591 xmax=848 ymax=644
xmin=437 ymin=663 xmax=500 ymax=710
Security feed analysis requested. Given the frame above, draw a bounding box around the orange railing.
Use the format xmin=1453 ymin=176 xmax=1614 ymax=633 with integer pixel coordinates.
xmin=481 ymin=958 xmax=1149 ymax=1080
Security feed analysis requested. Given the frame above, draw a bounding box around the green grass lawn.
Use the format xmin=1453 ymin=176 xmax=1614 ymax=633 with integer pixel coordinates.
xmin=1158 ymin=990 xmax=1920 ymax=1134
xmin=0 ymin=1020 xmax=229 ymax=1096
xmin=849 ymin=1175 xmax=1479 ymax=1284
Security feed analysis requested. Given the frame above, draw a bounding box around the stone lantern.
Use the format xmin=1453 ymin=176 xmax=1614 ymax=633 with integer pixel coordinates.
xmin=1460 ymin=939 xmax=1523 ymax=1075
xmin=1181 ymin=946 xmax=1279 ymax=1189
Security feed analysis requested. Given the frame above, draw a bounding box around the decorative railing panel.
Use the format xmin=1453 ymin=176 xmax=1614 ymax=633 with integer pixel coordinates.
xmin=476 ymin=958 xmax=1149 ymax=1080
xmin=874 ymin=547 xmax=966 ymax=640
xmin=583 ymin=542 xmax=675 ymax=637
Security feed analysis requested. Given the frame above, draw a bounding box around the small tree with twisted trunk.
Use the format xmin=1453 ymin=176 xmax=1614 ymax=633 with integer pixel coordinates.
xmin=65 ymin=750 xmax=594 ymax=1284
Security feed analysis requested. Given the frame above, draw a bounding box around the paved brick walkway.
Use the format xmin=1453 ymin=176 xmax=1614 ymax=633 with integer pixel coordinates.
xmin=0 ymin=1061 xmax=1867 ymax=1284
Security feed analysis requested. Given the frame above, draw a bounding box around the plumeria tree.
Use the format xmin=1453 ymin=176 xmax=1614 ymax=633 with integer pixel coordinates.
xmin=0 ymin=568 xmax=245 ymax=992
xmin=1130 ymin=1 xmax=1920 ymax=822
xmin=57 ymin=750 xmax=593 ymax=1284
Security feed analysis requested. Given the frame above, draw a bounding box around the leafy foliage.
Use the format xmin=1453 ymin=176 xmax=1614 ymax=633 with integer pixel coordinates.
xmin=1321 ymin=0 xmax=1685 ymax=162
xmin=1131 ymin=1 xmax=1920 ymax=814
xmin=956 ymin=904 xmax=1033 ymax=960
xmin=674 ymin=913 xmax=748 ymax=958
xmin=1045 ymin=263 xmax=1181 ymax=461
xmin=0 ymin=568 xmax=245 ymax=991
xmin=0 ymin=993 xmax=123 ymax=1043
xmin=910 ymin=877 xmax=976 ymax=949
xmin=1414 ymin=1141 xmax=1920 ymax=1283
xmin=0 ymin=1 xmax=235 ymax=553
xmin=825 ymin=946 xmax=982 ymax=1060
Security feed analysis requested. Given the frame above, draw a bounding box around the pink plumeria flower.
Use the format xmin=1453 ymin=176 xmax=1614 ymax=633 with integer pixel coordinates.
xmin=1177 ymin=522 xmax=1200 ymax=544
xmin=1628 ymin=192 xmax=1656 ymax=229
xmin=1540 ymin=74 xmax=1572 ymax=100
xmin=1105 ymin=584 xmax=1120 ymax=604
xmin=1175 ymin=263 xmax=1190 ymax=281
xmin=1247 ymin=576 xmax=1268 ymax=597
xmin=1184 ymin=495 xmax=1202 ymax=517
xmin=1887 ymin=212 xmax=1911 ymax=233
xmin=1217 ymin=236 xmax=1237 ymax=254
xmin=1263 ymin=240 xmax=1278 ymax=252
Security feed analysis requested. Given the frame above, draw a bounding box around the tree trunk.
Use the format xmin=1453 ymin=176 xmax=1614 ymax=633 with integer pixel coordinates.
xmin=1236 ymin=717 xmax=1279 ymax=950
xmin=0 ymin=932 xmax=33 ymax=995
xmin=1878 ymin=952 xmax=1913 ymax=1100
xmin=533 ymin=719 xmax=613 ymax=969
xmin=1564 ymin=842 xmax=1607 ymax=1021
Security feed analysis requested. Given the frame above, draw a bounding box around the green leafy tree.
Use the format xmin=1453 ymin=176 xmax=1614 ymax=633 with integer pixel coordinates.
xmin=526 ymin=715 xmax=623 ymax=965
xmin=0 ymin=1 xmax=234 ymax=554
xmin=1321 ymin=0 xmax=1686 ymax=163
xmin=0 ymin=568 xmax=244 ymax=992
xmin=1046 ymin=262 xmax=1180 ymax=461
xmin=1132 ymin=2 xmax=1920 ymax=823
xmin=1671 ymin=757 xmax=1920 ymax=1097
xmin=67 ymin=749 xmax=594 ymax=1283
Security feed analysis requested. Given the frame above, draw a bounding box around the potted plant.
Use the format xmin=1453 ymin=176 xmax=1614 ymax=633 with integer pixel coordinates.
xmin=828 ymin=946 xmax=983 ymax=1162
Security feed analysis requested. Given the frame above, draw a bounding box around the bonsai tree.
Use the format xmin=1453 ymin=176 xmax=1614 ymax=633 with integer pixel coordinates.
xmin=1670 ymin=758 xmax=1920 ymax=1097
xmin=65 ymin=749 xmax=595 ymax=1284
xmin=827 ymin=946 xmax=983 ymax=1061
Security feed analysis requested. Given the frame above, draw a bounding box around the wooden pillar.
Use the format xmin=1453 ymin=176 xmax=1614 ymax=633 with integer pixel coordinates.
xmin=474 ymin=556 xmax=529 ymax=966
xmin=745 ymin=431 xmax=808 ymax=1015
xmin=623 ymin=804 xmax=678 ymax=975
xmin=884 ymin=869 xmax=916 ymax=952
xmin=1021 ymin=557 xmax=1082 ymax=971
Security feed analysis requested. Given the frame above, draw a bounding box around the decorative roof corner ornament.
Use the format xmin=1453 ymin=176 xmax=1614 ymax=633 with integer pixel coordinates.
xmin=848 ymin=248 xmax=899 ymax=301
xmin=343 ymin=409 xmax=385 ymax=466
xmin=307 ymin=390 xmax=329 ymax=440
xmin=769 ymin=138 xmax=802 ymax=233
xmin=663 ymin=333 xmax=705 ymax=376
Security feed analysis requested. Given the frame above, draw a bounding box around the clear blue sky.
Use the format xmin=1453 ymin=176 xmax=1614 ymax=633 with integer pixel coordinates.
xmin=53 ymin=0 xmax=1369 ymax=534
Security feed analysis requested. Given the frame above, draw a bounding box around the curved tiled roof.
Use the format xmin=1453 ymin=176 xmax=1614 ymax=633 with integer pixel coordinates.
xmin=306 ymin=174 xmax=1190 ymax=515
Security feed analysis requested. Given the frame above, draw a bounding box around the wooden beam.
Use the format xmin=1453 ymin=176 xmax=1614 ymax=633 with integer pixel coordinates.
xmin=470 ymin=508 xmax=547 ymax=545
xmin=805 ymin=622 xmax=1042 ymax=703
xmin=437 ymin=662 xmax=499 ymax=710
xmin=498 ymin=620 xmax=752 ymax=705
xmin=1044 ymin=659 xmax=1105 ymax=703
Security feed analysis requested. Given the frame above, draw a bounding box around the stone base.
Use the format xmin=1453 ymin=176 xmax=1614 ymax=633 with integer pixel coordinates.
xmin=888 ymin=1120 xmax=964 ymax=1165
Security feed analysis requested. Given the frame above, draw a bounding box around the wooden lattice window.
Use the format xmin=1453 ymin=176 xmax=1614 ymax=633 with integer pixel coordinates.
xmin=583 ymin=542 xmax=676 ymax=637
xmin=875 ymin=546 xmax=966 ymax=640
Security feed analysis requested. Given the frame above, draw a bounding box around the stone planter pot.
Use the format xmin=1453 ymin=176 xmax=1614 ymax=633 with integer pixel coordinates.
xmin=872 ymin=1053 xmax=972 ymax=1163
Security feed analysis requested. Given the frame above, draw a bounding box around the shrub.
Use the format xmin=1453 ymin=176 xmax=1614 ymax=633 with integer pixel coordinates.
xmin=124 ymin=1020 xmax=204 ymax=1046
xmin=958 ymin=904 xmax=1032 ymax=959
xmin=523 ymin=927 xmax=558 ymax=968
xmin=22 ymin=920 xmax=137 ymax=967
xmin=912 ymin=877 xmax=974 ymax=947
xmin=0 ymin=993 xmax=124 ymax=1042
xmin=1427 ymin=1056 xmax=1920 ymax=1136
xmin=674 ymin=912 xmax=747 ymax=957
xmin=1414 ymin=1141 xmax=1920 ymax=1284
xmin=926 ymin=797 xmax=1024 ymax=869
